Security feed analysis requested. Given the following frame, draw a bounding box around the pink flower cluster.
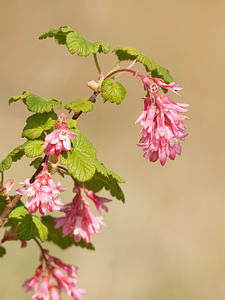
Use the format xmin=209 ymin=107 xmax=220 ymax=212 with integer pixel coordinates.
xmin=44 ymin=113 xmax=77 ymax=157
xmin=135 ymin=74 xmax=189 ymax=166
xmin=55 ymin=183 xmax=111 ymax=244
xmin=23 ymin=249 xmax=87 ymax=300
xmin=16 ymin=164 xmax=65 ymax=215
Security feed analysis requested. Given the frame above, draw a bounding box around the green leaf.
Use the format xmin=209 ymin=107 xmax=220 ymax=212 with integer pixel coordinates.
xmin=113 ymin=46 xmax=140 ymax=61
xmin=17 ymin=215 xmax=48 ymax=242
xmin=23 ymin=140 xmax=44 ymax=158
xmin=26 ymin=94 xmax=61 ymax=113
xmin=84 ymin=172 xmax=125 ymax=202
xmin=93 ymin=159 xmax=109 ymax=177
xmin=0 ymin=246 xmax=6 ymax=258
xmin=113 ymin=46 xmax=174 ymax=84
xmin=61 ymin=129 xmax=115 ymax=182
xmin=39 ymin=27 xmax=70 ymax=44
xmin=17 ymin=215 xmax=38 ymax=241
xmin=8 ymin=206 xmax=28 ymax=220
xmin=32 ymin=216 xmax=48 ymax=242
xmin=9 ymin=145 xmax=25 ymax=162
xmin=105 ymin=168 xmax=125 ymax=183
xmin=101 ymin=78 xmax=127 ymax=104
xmin=30 ymin=157 xmax=43 ymax=169
xmin=9 ymin=91 xmax=62 ymax=113
xmin=39 ymin=26 xmax=110 ymax=56
xmin=9 ymin=92 xmax=27 ymax=105
xmin=42 ymin=216 xmax=95 ymax=250
xmin=0 ymin=144 xmax=25 ymax=172
xmin=64 ymin=98 xmax=93 ymax=114
xmin=67 ymin=119 xmax=78 ymax=129
xmin=39 ymin=26 xmax=72 ymax=44
xmin=7 ymin=203 xmax=47 ymax=242
xmin=64 ymin=129 xmax=98 ymax=181
xmin=66 ymin=32 xmax=110 ymax=56
xmin=0 ymin=155 xmax=12 ymax=172
xmin=22 ymin=111 xmax=57 ymax=139
xmin=60 ymin=151 xmax=68 ymax=165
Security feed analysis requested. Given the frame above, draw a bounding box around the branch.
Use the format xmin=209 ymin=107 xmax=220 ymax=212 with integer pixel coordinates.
xmin=0 ymin=194 xmax=22 ymax=228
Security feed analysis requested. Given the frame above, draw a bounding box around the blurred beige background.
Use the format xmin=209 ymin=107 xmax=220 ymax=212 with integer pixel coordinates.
xmin=1 ymin=0 xmax=225 ymax=299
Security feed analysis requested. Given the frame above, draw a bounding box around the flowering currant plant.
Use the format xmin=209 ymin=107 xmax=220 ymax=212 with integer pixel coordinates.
xmin=0 ymin=26 xmax=189 ymax=299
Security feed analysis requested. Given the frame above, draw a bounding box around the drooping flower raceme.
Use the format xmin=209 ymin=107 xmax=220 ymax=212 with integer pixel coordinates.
xmin=55 ymin=183 xmax=111 ymax=244
xmin=16 ymin=164 xmax=65 ymax=216
xmin=44 ymin=113 xmax=77 ymax=157
xmin=135 ymin=74 xmax=189 ymax=166
xmin=23 ymin=249 xmax=87 ymax=300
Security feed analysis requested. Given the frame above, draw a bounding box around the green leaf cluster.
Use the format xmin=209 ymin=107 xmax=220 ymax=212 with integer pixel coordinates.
xmin=9 ymin=91 xmax=62 ymax=113
xmin=113 ymin=46 xmax=174 ymax=84
xmin=7 ymin=202 xmax=48 ymax=242
xmin=101 ymin=78 xmax=127 ymax=104
xmin=0 ymin=197 xmax=94 ymax=250
xmin=22 ymin=111 xmax=57 ymax=139
xmin=39 ymin=26 xmax=110 ymax=57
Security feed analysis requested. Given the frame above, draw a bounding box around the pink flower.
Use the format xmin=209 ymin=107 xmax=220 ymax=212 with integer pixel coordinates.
xmin=55 ymin=184 xmax=110 ymax=243
xmin=135 ymin=91 xmax=188 ymax=166
xmin=52 ymin=257 xmax=79 ymax=278
xmin=23 ymin=250 xmax=87 ymax=300
xmin=55 ymin=194 xmax=106 ymax=244
xmin=23 ymin=266 xmax=43 ymax=294
xmin=16 ymin=166 xmax=65 ymax=215
xmin=44 ymin=113 xmax=77 ymax=157
xmin=83 ymin=188 xmax=111 ymax=213
xmin=31 ymin=275 xmax=49 ymax=300
xmin=150 ymin=77 xmax=183 ymax=96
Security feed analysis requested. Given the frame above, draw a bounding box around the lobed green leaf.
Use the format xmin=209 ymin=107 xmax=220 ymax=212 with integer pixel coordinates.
xmin=0 ymin=156 xmax=12 ymax=172
xmin=9 ymin=91 xmax=62 ymax=113
xmin=101 ymin=78 xmax=127 ymax=104
xmin=22 ymin=111 xmax=57 ymax=139
xmin=67 ymin=119 xmax=78 ymax=129
xmin=9 ymin=92 xmax=27 ymax=105
xmin=17 ymin=215 xmax=39 ymax=241
xmin=62 ymin=129 xmax=99 ymax=182
xmin=7 ymin=203 xmax=47 ymax=243
xmin=39 ymin=27 xmax=71 ymax=44
xmin=64 ymin=98 xmax=93 ymax=114
xmin=8 ymin=206 xmax=28 ymax=220
xmin=0 ymin=144 xmax=25 ymax=172
xmin=14 ymin=214 xmax=48 ymax=242
xmin=113 ymin=46 xmax=174 ymax=84
xmin=30 ymin=157 xmax=43 ymax=169
xmin=105 ymin=168 xmax=125 ymax=183
xmin=23 ymin=140 xmax=44 ymax=158
xmin=32 ymin=216 xmax=48 ymax=242
xmin=39 ymin=26 xmax=110 ymax=57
